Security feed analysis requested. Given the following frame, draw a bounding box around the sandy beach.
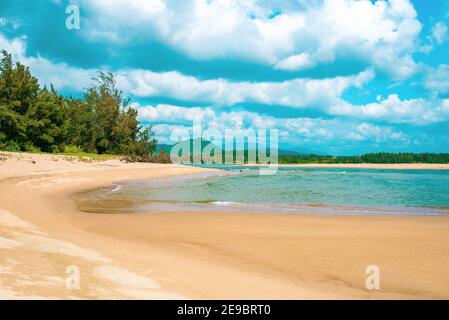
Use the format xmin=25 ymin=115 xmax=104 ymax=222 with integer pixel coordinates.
xmin=1 ymin=152 xmax=448 ymax=299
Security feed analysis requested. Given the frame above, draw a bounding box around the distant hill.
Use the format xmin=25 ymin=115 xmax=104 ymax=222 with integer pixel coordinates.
xmin=278 ymin=147 xmax=328 ymax=156
xmin=156 ymin=142 xmax=449 ymax=164
xmin=156 ymin=140 xmax=327 ymax=157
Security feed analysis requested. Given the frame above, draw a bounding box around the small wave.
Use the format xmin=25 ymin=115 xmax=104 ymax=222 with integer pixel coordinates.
xmin=211 ymin=201 xmax=240 ymax=206
xmin=284 ymin=170 xmax=306 ymax=174
xmin=111 ymin=185 xmax=122 ymax=193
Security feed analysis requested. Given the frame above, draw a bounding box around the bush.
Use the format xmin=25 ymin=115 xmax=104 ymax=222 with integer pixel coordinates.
xmin=0 ymin=140 xmax=21 ymax=152
xmin=64 ymin=145 xmax=82 ymax=153
xmin=154 ymin=150 xmax=171 ymax=163
xmin=23 ymin=141 xmax=40 ymax=153
xmin=121 ymin=150 xmax=172 ymax=164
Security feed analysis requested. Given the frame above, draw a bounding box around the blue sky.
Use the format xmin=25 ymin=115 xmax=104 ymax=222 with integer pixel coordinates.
xmin=1 ymin=0 xmax=448 ymax=155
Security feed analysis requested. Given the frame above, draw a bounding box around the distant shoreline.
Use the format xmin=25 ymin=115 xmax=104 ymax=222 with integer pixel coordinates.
xmin=244 ymin=163 xmax=449 ymax=170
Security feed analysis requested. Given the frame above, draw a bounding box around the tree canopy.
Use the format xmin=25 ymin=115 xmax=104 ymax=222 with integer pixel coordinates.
xmin=0 ymin=50 xmax=156 ymax=157
xmin=279 ymin=153 xmax=449 ymax=164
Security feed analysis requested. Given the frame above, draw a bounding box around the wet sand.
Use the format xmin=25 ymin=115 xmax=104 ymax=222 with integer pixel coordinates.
xmin=1 ymin=152 xmax=449 ymax=299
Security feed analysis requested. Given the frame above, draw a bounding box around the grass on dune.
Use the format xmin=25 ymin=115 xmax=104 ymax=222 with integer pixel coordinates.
xmin=0 ymin=150 xmax=120 ymax=161
xmin=52 ymin=152 xmax=120 ymax=160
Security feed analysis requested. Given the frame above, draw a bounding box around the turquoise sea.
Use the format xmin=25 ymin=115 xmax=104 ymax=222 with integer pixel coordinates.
xmin=80 ymin=166 xmax=449 ymax=216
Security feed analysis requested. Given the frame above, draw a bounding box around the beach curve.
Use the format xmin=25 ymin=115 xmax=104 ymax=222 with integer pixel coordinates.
xmin=1 ymin=152 xmax=449 ymax=299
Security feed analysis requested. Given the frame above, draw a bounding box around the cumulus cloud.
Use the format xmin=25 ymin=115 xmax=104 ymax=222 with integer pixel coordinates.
xmin=3 ymin=31 xmax=447 ymax=127
xmin=431 ymin=22 xmax=448 ymax=45
xmin=274 ymin=53 xmax=315 ymax=71
xmin=81 ymin=0 xmax=422 ymax=79
xmin=1 ymin=32 xmax=373 ymax=109
xmin=347 ymin=122 xmax=409 ymax=143
xmin=81 ymin=0 xmax=166 ymax=43
xmin=0 ymin=33 xmax=26 ymax=59
xmin=136 ymin=102 xmax=409 ymax=146
xmin=119 ymin=67 xmax=448 ymax=126
xmin=0 ymin=17 xmax=22 ymax=29
xmin=116 ymin=68 xmax=375 ymax=108
xmin=424 ymin=64 xmax=449 ymax=96
xmin=3 ymin=2 xmax=448 ymax=152
xmin=0 ymin=34 xmax=94 ymax=92
xmin=133 ymin=104 xmax=217 ymax=125
xmin=330 ymin=94 xmax=449 ymax=125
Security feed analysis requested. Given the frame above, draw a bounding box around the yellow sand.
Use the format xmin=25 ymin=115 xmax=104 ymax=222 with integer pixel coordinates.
xmin=0 ymin=152 xmax=448 ymax=299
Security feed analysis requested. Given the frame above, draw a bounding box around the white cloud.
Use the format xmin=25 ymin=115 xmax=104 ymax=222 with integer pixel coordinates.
xmin=133 ymin=103 xmax=216 ymax=124
xmin=116 ymin=68 xmax=375 ymax=108
xmin=347 ymin=122 xmax=409 ymax=143
xmin=431 ymin=22 xmax=448 ymax=45
xmin=136 ymin=102 xmax=409 ymax=146
xmin=1 ymin=32 xmax=373 ymax=109
xmin=28 ymin=56 xmax=94 ymax=92
xmin=0 ymin=33 xmax=26 ymax=59
xmin=331 ymin=94 xmax=449 ymax=125
xmin=82 ymin=0 xmax=166 ymax=43
xmin=2 ymin=32 xmax=446 ymax=128
xmin=274 ymin=53 xmax=314 ymax=71
xmin=0 ymin=34 xmax=94 ymax=92
xmin=81 ymin=0 xmax=422 ymax=79
xmin=0 ymin=17 xmax=22 ymax=29
xmin=424 ymin=64 xmax=449 ymax=96
xmin=151 ymin=123 xmax=192 ymax=144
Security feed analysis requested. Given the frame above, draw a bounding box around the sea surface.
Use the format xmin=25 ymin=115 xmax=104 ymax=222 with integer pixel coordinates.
xmin=78 ymin=166 xmax=449 ymax=216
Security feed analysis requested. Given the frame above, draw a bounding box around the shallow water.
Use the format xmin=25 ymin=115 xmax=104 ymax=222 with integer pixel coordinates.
xmin=78 ymin=166 xmax=449 ymax=216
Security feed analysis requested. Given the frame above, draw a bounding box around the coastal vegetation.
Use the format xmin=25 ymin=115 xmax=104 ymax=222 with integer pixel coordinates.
xmin=0 ymin=50 xmax=156 ymax=160
xmin=278 ymin=153 xmax=449 ymax=164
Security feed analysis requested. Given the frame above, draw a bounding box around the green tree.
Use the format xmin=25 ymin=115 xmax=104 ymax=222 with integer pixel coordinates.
xmin=132 ymin=126 xmax=157 ymax=157
xmin=26 ymin=86 xmax=68 ymax=152
xmin=65 ymin=98 xmax=98 ymax=153
xmin=84 ymin=72 xmax=156 ymax=155
xmin=0 ymin=50 xmax=39 ymax=150
xmin=0 ymin=51 xmax=158 ymax=159
xmin=85 ymin=72 xmax=128 ymax=154
xmin=0 ymin=104 xmax=27 ymax=151
xmin=0 ymin=50 xmax=39 ymax=115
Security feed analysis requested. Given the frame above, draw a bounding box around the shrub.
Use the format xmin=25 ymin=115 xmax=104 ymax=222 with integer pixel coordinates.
xmin=154 ymin=150 xmax=171 ymax=164
xmin=23 ymin=141 xmax=40 ymax=153
xmin=64 ymin=145 xmax=82 ymax=153
xmin=0 ymin=140 xmax=21 ymax=152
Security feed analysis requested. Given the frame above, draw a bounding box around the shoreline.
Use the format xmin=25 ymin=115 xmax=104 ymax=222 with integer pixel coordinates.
xmin=245 ymin=163 xmax=449 ymax=170
xmin=1 ymin=152 xmax=449 ymax=299
xmin=78 ymin=187 xmax=449 ymax=217
xmin=76 ymin=164 xmax=449 ymax=217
